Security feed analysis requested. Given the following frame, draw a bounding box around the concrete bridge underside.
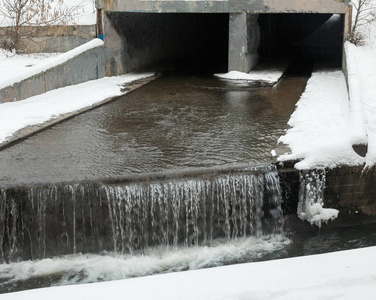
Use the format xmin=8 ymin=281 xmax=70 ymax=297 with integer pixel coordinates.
xmin=98 ymin=0 xmax=349 ymax=14
xmin=96 ymin=0 xmax=351 ymax=74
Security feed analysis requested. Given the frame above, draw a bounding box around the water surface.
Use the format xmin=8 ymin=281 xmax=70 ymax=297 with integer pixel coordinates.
xmin=0 ymin=72 xmax=307 ymax=186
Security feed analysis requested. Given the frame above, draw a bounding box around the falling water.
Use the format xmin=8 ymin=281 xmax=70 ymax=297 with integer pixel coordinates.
xmin=0 ymin=165 xmax=283 ymax=262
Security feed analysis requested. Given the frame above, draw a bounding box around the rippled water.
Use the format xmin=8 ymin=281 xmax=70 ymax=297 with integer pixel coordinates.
xmin=2 ymin=222 xmax=376 ymax=294
xmin=0 ymin=72 xmax=308 ymax=186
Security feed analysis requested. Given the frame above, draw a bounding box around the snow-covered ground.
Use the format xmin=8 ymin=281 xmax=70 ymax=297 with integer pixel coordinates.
xmin=277 ymin=69 xmax=367 ymax=169
xmin=277 ymin=7 xmax=376 ymax=170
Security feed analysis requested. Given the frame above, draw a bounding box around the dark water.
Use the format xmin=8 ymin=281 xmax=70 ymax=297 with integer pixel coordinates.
xmin=0 ymin=72 xmax=307 ymax=186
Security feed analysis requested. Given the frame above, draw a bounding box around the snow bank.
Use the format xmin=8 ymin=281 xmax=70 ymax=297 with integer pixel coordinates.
xmin=345 ymin=42 xmax=376 ymax=168
xmin=345 ymin=42 xmax=368 ymax=146
xmin=214 ymin=70 xmax=283 ymax=84
xmin=0 ymin=52 xmax=60 ymax=84
xmin=278 ymin=70 xmax=365 ymax=169
xmin=3 ymin=246 xmax=376 ymax=300
xmin=277 ymin=1 xmax=376 ymax=170
xmin=0 ymin=73 xmax=155 ymax=144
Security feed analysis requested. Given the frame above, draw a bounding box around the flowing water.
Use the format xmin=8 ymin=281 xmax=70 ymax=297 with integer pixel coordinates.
xmin=0 ymin=165 xmax=283 ymax=262
xmin=1 ymin=221 xmax=376 ymax=294
xmin=0 ymin=71 xmax=308 ymax=186
xmin=0 ymin=69 xmax=307 ymax=293
xmin=2 ymin=69 xmax=376 ymax=295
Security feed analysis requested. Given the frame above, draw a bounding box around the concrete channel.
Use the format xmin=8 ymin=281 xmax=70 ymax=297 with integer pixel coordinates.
xmin=1 ymin=0 xmax=375 ymax=268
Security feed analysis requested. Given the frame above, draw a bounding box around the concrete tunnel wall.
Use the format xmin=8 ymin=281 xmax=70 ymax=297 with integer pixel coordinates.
xmin=101 ymin=11 xmax=346 ymax=74
xmin=103 ymin=12 xmax=229 ymax=74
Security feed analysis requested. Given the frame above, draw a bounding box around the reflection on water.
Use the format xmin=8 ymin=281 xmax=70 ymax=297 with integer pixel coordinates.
xmin=0 ymin=73 xmax=308 ymax=186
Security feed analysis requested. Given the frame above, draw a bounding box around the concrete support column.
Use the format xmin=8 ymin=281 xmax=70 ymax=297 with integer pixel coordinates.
xmin=228 ymin=13 xmax=260 ymax=73
xmin=342 ymin=5 xmax=352 ymax=75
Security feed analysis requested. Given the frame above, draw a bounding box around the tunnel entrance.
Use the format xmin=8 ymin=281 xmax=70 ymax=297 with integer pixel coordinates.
xmin=106 ymin=12 xmax=229 ymax=74
xmin=106 ymin=11 xmax=345 ymax=73
xmin=258 ymin=13 xmax=345 ymax=67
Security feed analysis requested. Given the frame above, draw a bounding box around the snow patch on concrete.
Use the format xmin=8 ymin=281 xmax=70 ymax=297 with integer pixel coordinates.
xmin=214 ymin=70 xmax=283 ymax=84
xmin=0 ymin=39 xmax=103 ymax=90
xmin=0 ymin=73 xmax=155 ymax=144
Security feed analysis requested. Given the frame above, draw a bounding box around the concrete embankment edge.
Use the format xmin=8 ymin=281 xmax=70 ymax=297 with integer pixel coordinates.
xmin=0 ymin=75 xmax=159 ymax=151
xmin=0 ymin=39 xmax=106 ymax=103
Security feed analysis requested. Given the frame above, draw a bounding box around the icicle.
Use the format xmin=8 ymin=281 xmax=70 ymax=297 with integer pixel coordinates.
xmin=298 ymin=169 xmax=339 ymax=227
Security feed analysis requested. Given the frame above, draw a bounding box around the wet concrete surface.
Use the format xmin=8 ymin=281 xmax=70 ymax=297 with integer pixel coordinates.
xmin=0 ymin=70 xmax=310 ymax=186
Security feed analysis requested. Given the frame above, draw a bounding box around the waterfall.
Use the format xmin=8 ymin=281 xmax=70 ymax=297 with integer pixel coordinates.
xmin=298 ymin=169 xmax=339 ymax=227
xmin=0 ymin=165 xmax=284 ymax=262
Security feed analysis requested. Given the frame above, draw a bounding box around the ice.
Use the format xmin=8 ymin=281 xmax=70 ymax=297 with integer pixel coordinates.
xmin=297 ymin=169 xmax=339 ymax=227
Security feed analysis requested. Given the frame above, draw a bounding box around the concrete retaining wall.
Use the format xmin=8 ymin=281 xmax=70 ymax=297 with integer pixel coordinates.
xmin=0 ymin=39 xmax=105 ymax=103
xmin=278 ymin=164 xmax=376 ymax=230
xmin=0 ymin=25 xmax=97 ymax=53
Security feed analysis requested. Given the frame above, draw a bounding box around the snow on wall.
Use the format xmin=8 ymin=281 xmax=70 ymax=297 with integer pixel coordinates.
xmin=0 ymin=39 xmax=105 ymax=102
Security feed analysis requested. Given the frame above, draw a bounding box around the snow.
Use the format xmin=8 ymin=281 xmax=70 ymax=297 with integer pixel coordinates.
xmin=214 ymin=70 xmax=283 ymax=84
xmin=277 ymin=1 xmax=376 ymax=169
xmin=346 ymin=42 xmax=376 ymax=168
xmin=0 ymin=38 xmax=104 ymax=90
xmin=0 ymin=72 xmax=155 ymax=144
xmin=278 ymin=70 xmax=365 ymax=169
xmin=0 ymin=52 xmax=60 ymax=84
xmin=2 ymin=246 xmax=376 ymax=300
xmin=307 ymin=203 xmax=339 ymax=226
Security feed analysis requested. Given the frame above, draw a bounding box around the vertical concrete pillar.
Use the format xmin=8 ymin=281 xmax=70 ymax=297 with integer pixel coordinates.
xmin=344 ymin=4 xmax=352 ymax=42
xmin=228 ymin=13 xmax=260 ymax=73
xmin=343 ymin=5 xmax=352 ymax=75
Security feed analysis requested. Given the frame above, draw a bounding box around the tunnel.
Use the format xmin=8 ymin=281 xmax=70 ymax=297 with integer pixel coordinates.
xmin=258 ymin=13 xmax=345 ymax=67
xmin=105 ymin=12 xmax=230 ymax=73
xmin=104 ymin=11 xmax=345 ymax=73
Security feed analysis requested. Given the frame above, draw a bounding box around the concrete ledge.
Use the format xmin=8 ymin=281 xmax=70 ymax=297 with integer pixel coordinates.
xmin=0 ymin=39 xmax=105 ymax=103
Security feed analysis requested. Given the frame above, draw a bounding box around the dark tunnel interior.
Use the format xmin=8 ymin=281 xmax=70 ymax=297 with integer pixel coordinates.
xmin=258 ymin=13 xmax=344 ymax=66
xmin=107 ymin=12 xmax=344 ymax=73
